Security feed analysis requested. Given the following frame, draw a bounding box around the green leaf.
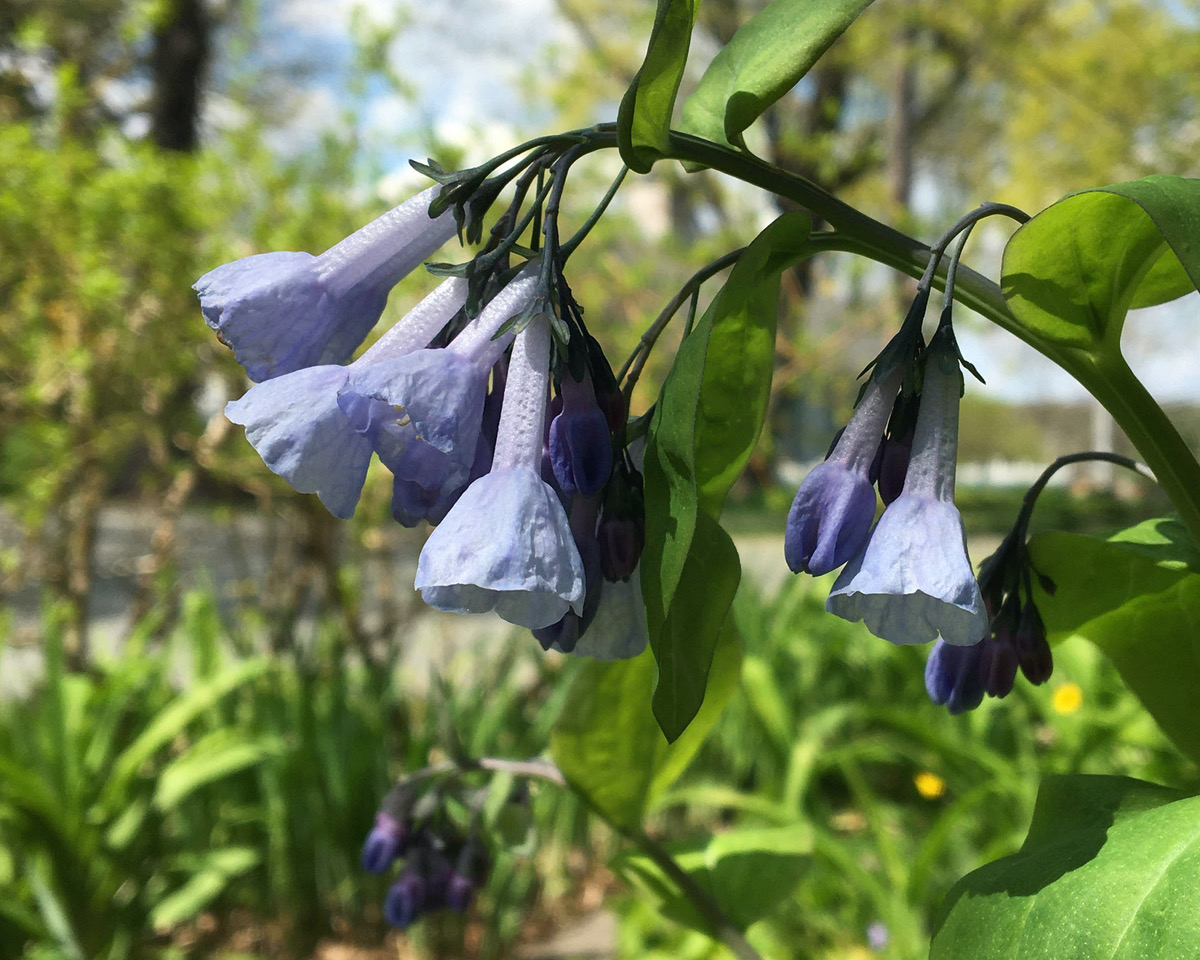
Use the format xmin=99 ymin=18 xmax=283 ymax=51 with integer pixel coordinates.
xmin=680 ymin=0 xmax=874 ymax=150
xmin=550 ymin=621 xmax=741 ymax=830
xmin=1029 ymin=516 xmax=1200 ymax=762
xmin=932 ymin=775 xmax=1200 ymax=959
xmin=1001 ymin=176 xmax=1200 ymax=352
xmin=103 ymin=659 xmax=269 ymax=809
xmin=153 ymin=731 xmax=285 ymax=812
xmin=617 ymin=0 xmax=701 ymax=173
xmin=616 ymin=825 xmax=811 ymax=934
xmin=642 ymin=212 xmax=814 ymax=740
xmin=150 ymin=847 xmax=260 ymax=931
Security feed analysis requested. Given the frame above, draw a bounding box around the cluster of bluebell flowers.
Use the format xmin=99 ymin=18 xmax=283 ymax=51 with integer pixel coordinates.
xmin=783 ymin=208 xmax=1066 ymax=715
xmin=361 ymin=783 xmax=491 ymax=928
xmin=198 ymin=169 xmax=648 ymax=661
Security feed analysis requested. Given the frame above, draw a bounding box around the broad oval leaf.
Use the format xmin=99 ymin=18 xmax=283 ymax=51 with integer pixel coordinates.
xmin=550 ymin=622 xmax=741 ymax=830
xmin=618 ymin=0 xmax=701 ymax=173
xmin=1001 ymin=176 xmax=1200 ymax=353
xmin=932 ymin=775 xmax=1200 ymax=959
xmin=615 ymin=824 xmax=812 ymax=934
xmin=680 ymin=0 xmax=874 ymax=150
xmin=1029 ymin=517 xmax=1200 ymax=762
xmin=642 ymin=213 xmax=815 ymax=740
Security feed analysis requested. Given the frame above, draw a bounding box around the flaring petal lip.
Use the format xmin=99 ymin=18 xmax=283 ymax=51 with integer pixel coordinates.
xmin=826 ymin=496 xmax=986 ymax=646
xmin=225 ymin=364 xmax=370 ymax=519
xmin=415 ymin=467 xmax=586 ymax=630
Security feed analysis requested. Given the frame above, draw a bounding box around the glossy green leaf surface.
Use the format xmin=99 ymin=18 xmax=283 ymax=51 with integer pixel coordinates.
xmin=932 ymin=775 xmax=1200 ymax=959
xmin=1001 ymin=176 xmax=1200 ymax=352
xmin=680 ymin=0 xmax=874 ymax=150
xmin=642 ymin=212 xmax=814 ymax=740
xmin=617 ymin=0 xmax=701 ymax=172
xmin=1029 ymin=517 xmax=1200 ymax=762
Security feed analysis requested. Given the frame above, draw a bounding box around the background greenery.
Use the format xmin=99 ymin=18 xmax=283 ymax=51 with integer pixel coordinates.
xmin=3 ymin=0 xmax=1199 ymax=957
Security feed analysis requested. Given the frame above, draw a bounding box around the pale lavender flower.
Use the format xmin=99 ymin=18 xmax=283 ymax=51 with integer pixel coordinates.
xmin=337 ymin=273 xmax=537 ymax=516
xmin=785 ymin=363 xmax=903 ymax=576
xmin=223 ymin=278 xmax=468 ymax=518
xmin=415 ymin=312 xmax=586 ymax=629
xmin=826 ymin=338 xmax=986 ymax=646
xmin=197 ymin=186 xmax=456 ymax=381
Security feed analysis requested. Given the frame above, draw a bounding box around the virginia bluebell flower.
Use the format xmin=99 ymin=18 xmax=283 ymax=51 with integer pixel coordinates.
xmin=549 ymin=372 xmax=613 ymax=498
xmin=415 ymin=312 xmax=586 ymax=629
xmin=197 ymin=186 xmax=456 ymax=381
xmin=785 ymin=362 xmax=904 ymax=576
xmin=827 ymin=337 xmax=986 ymax=645
xmin=338 ymin=273 xmax=537 ymax=524
xmin=223 ymin=278 xmax=469 ymax=518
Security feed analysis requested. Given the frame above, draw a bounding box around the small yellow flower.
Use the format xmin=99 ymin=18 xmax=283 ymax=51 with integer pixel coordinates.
xmin=914 ymin=771 xmax=946 ymax=799
xmin=1052 ymin=682 xmax=1083 ymax=715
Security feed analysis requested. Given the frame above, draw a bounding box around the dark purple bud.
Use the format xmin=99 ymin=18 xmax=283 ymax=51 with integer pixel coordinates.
xmin=384 ymin=869 xmax=427 ymax=929
xmin=549 ymin=374 xmax=613 ymax=499
xmin=876 ymin=436 xmax=912 ymax=505
xmin=1016 ymin=601 xmax=1053 ymax=685
xmin=446 ymin=872 xmax=476 ymax=913
xmin=978 ymin=622 xmax=1019 ymax=699
xmin=925 ymin=639 xmax=986 ymax=715
xmin=596 ymin=383 xmax=627 ymax=434
xmin=361 ymin=812 xmax=411 ymax=874
xmin=598 ymin=515 xmax=643 ymax=582
xmin=784 ymin=461 xmax=877 ymax=576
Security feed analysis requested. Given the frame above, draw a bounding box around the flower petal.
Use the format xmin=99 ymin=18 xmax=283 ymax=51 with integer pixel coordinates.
xmin=826 ymin=496 xmax=986 ymax=645
xmin=225 ymin=364 xmax=370 ymax=519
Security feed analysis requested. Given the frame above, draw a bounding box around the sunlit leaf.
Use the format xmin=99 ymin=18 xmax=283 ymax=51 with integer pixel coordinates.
xmin=617 ymin=0 xmax=701 ymax=172
xmin=932 ymin=775 xmax=1199 ymax=959
xmin=680 ymin=0 xmax=874 ymax=150
xmin=1001 ymin=176 xmax=1200 ymax=352
xmin=1029 ymin=517 xmax=1200 ymax=762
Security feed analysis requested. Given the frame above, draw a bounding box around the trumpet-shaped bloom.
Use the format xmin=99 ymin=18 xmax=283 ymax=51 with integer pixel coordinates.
xmin=575 ymin=569 xmax=649 ymax=660
xmin=197 ymin=186 xmax=456 ymax=381
xmin=223 ymin=278 xmax=468 ymax=519
xmin=827 ymin=340 xmax=986 ymax=646
xmin=415 ymin=313 xmax=586 ymax=629
xmin=338 ymin=273 xmax=536 ymax=514
xmin=785 ymin=363 xmax=903 ymax=576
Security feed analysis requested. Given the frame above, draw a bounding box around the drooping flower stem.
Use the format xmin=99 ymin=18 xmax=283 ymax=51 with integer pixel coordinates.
xmin=617 ymin=247 xmax=746 ymax=396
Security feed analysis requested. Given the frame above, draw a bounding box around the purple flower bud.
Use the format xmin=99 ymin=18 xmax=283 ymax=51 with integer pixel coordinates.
xmin=445 ymin=873 xmax=476 ymax=913
xmin=876 ymin=435 xmax=912 ymax=505
xmin=361 ymin=812 xmax=410 ymax=874
xmin=785 ymin=363 xmax=902 ymax=576
xmin=925 ymin=639 xmax=985 ymax=715
xmin=1016 ymin=601 xmax=1053 ymax=685
xmin=549 ymin=374 xmax=614 ymax=499
xmin=384 ymin=869 xmax=427 ymax=929
xmin=978 ymin=605 xmax=1020 ymax=698
xmin=598 ymin=516 xmax=644 ymax=582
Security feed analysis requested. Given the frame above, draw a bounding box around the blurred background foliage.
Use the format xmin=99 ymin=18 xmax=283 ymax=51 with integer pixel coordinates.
xmin=1 ymin=0 xmax=1198 ymax=957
